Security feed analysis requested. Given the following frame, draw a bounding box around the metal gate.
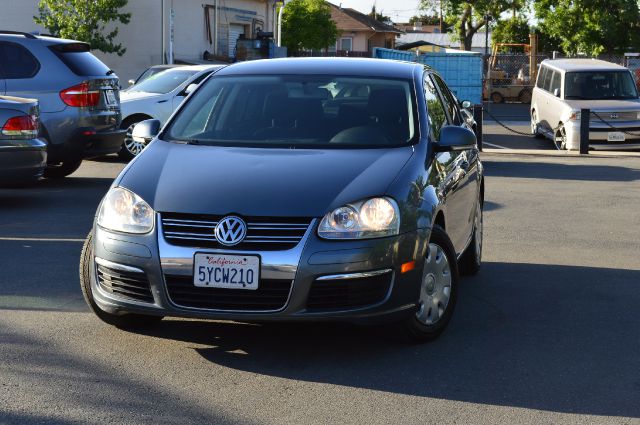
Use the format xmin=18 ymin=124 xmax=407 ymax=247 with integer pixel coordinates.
xmin=228 ymin=24 xmax=245 ymax=59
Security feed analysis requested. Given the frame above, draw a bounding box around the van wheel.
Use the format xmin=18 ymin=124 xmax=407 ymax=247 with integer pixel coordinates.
xmin=394 ymin=225 xmax=459 ymax=343
xmin=554 ymin=124 xmax=568 ymax=150
xmin=490 ymin=92 xmax=504 ymax=104
xmin=531 ymin=110 xmax=544 ymax=139
xmin=80 ymin=232 xmax=163 ymax=329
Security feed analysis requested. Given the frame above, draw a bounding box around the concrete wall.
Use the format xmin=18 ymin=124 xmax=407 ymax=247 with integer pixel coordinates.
xmin=0 ymin=0 xmax=273 ymax=85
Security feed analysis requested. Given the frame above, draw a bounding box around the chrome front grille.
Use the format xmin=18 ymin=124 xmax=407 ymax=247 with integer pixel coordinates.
xmin=161 ymin=213 xmax=313 ymax=251
xmin=591 ymin=111 xmax=639 ymax=122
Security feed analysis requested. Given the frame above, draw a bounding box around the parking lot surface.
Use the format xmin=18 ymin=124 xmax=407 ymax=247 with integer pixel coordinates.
xmin=1 ymin=153 xmax=639 ymax=424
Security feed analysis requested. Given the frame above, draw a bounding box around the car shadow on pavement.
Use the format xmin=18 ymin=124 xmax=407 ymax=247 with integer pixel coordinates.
xmin=133 ymin=262 xmax=640 ymax=419
xmin=484 ymin=160 xmax=640 ymax=182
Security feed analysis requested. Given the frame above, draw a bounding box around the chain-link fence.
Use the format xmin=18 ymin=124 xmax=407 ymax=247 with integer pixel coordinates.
xmin=483 ymin=54 xmax=548 ymax=104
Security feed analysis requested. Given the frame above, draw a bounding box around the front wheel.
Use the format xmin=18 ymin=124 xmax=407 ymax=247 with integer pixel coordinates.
xmin=554 ymin=124 xmax=568 ymax=150
xmin=394 ymin=225 xmax=459 ymax=343
xmin=79 ymin=232 xmax=163 ymax=328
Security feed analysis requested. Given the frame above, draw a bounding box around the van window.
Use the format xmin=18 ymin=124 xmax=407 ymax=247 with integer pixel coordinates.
xmin=542 ymin=69 xmax=554 ymax=92
xmin=536 ymin=67 xmax=548 ymax=89
xmin=549 ymin=71 xmax=561 ymax=95
xmin=564 ymin=71 xmax=639 ymax=100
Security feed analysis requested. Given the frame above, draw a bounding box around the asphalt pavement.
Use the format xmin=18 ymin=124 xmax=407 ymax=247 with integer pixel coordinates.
xmin=1 ymin=152 xmax=639 ymax=424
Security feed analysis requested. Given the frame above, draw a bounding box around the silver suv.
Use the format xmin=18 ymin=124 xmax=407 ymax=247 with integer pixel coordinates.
xmin=530 ymin=59 xmax=640 ymax=150
xmin=0 ymin=31 xmax=125 ymax=177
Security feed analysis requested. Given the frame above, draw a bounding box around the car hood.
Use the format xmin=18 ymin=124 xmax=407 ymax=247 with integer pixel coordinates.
xmin=117 ymin=140 xmax=414 ymax=217
xmin=564 ymin=98 xmax=640 ymax=111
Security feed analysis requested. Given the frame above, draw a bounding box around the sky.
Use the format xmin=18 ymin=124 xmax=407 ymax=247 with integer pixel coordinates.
xmin=327 ymin=0 xmax=423 ymax=23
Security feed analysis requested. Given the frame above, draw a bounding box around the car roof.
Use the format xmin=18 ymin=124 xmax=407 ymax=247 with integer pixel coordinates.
xmin=163 ymin=64 xmax=226 ymax=72
xmin=542 ymin=58 xmax=629 ymax=72
xmin=215 ymin=57 xmax=421 ymax=79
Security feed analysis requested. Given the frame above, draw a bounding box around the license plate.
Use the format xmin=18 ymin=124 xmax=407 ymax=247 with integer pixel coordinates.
xmin=193 ymin=253 xmax=260 ymax=290
xmin=607 ymin=132 xmax=625 ymax=142
xmin=104 ymin=90 xmax=117 ymax=106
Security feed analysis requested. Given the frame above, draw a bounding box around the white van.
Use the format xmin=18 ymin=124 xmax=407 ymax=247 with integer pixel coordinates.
xmin=530 ymin=59 xmax=640 ymax=150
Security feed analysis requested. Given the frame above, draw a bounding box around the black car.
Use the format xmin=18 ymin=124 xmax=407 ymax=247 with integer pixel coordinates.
xmin=0 ymin=95 xmax=46 ymax=185
xmin=80 ymin=58 xmax=484 ymax=343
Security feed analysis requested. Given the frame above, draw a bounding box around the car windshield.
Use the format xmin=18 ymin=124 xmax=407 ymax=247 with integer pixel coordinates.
xmin=564 ymin=71 xmax=639 ymax=100
xmin=164 ymin=74 xmax=417 ymax=148
xmin=128 ymin=69 xmax=197 ymax=94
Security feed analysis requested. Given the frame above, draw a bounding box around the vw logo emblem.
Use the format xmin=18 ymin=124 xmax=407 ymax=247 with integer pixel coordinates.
xmin=610 ymin=113 xmax=619 ymax=119
xmin=215 ymin=216 xmax=247 ymax=246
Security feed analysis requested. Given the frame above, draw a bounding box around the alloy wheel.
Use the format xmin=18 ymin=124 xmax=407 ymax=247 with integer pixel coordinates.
xmin=124 ymin=123 xmax=146 ymax=156
xmin=554 ymin=125 xmax=567 ymax=150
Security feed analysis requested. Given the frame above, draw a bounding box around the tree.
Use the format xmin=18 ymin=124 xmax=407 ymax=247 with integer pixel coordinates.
xmin=369 ymin=4 xmax=392 ymax=25
xmin=35 ymin=0 xmax=131 ymax=56
xmin=282 ymin=0 xmax=339 ymax=55
xmin=534 ymin=0 xmax=640 ymax=55
xmin=420 ymin=0 xmax=526 ymax=51
xmin=491 ymin=16 xmax=529 ymax=45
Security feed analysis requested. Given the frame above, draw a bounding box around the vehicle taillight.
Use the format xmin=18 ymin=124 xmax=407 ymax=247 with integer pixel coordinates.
xmin=1 ymin=115 xmax=39 ymax=139
xmin=59 ymin=82 xmax=100 ymax=107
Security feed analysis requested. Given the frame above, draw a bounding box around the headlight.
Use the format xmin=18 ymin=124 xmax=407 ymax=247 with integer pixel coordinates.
xmin=97 ymin=187 xmax=154 ymax=234
xmin=318 ymin=197 xmax=400 ymax=239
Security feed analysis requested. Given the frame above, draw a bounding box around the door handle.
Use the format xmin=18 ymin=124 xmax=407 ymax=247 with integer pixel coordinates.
xmin=157 ymin=99 xmax=168 ymax=104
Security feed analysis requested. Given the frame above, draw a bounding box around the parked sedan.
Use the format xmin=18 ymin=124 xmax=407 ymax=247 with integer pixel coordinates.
xmin=80 ymin=58 xmax=484 ymax=343
xmin=118 ymin=64 xmax=225 ymax=159
xmin=0 ymin=96 xmax=46 ymax=186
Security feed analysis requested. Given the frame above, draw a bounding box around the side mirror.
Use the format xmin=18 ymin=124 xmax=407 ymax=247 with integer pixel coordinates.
xmin=131 ymin=119 xmax=161 ymax=144
xmin=128 ymin=79 xmax=135 ymax=86
xmin=434 ymin=125 xmax=476 ymax=152
xmin=180 ymin=83 xmax=198 ymax=97
xmin=460 ymin=100 xmax=472 ymax=109
xmin=553 ymin=88 xmax=560 ymax=97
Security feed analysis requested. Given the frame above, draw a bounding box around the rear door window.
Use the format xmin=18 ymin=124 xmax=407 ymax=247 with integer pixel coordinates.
xmin=542 ymin=68 xmax=554 ymax=92
xmin=431 ymin=74 xmax=462 ymax=126
xmin=536 ymin=66 xmax=547 ymax=89
xmin=50 ymin=43 xmax=111 ymax=76
xmin=0 ymin=42 xmax=40 ymax=79
xmin=549 ymin=71 xmax=561 ymax=95
xmin=424 ymin=73 xmax=448 ymax=141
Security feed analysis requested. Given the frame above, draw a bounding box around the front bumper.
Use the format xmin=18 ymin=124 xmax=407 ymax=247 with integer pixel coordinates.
xmin=91 ymin=219 xmax=429 ymax=324
xmin=564 ymin=121 xmax=640 ymax=150
xmin=0 ymin=139 xmax=47 ymax=185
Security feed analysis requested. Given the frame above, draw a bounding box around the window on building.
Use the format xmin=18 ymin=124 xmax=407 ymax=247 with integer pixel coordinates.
xmin=340 ymin=38 xmax=353 ymax=51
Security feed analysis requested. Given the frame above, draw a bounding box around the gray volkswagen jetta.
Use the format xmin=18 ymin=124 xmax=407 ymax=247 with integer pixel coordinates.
xmin=80 ymin=58 xmax=484 ymax=342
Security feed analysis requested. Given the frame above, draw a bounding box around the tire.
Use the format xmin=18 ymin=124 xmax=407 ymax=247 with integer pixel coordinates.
xmin=394 ymin=225 xmax=459 ymax=343
xmin=490 ymin=92 xmax=504 ymax=104
xmin=43 ymin=158 xmax=83 ymax=179
xmin=458 ymin=197 xmax=483 ymax=276
xmin=530 ymin=110 xmax=544 ymax=139
xmin=518 ymin=88 xmax=532 ymax=104
xmin=80 ymin=232 xmax=163 ymax=328
xmin=118 ymin=116 xmax=150 ymax=160
xmin=554 ymin=124 xmax=568 ymax=150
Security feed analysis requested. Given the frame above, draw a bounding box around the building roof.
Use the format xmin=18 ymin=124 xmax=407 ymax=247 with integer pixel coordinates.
xmin=397 ymin=33 xmax=490 ymax=50
xmin=328 ymin=3 xmax=403 ymax=34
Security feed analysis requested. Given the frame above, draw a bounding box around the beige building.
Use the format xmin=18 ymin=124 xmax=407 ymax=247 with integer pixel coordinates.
xmin=327 ymin=3 xmax=402 ymax=53
xmin=0 ymin=0 xmax=277 ymax=83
